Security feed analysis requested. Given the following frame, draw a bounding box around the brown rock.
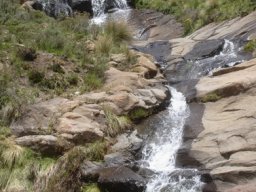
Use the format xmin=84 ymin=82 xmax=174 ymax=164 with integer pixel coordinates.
xmin=15 ymin=135 xmax=72 ymax=155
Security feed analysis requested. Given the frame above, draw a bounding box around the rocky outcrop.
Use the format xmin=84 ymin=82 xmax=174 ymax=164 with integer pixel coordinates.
xmin=11 ymin=52 xmax=168 ymax=155
xmin=185 ymin=59 xmax=256 ymax=191
xmin=136 ymin=10 xmax=256 ymax=192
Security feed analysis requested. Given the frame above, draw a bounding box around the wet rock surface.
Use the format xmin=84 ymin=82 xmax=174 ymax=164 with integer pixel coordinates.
xmin=98 ymin=166 xmax=146 ymax=192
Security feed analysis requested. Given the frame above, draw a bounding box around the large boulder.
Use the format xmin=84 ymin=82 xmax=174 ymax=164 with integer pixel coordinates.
xmin=15 ymin=135 xmax=73 ymax=155
xmin=98 ymin=166 xmax=146 ymax=192
xmin=181 ymin=59 xmax=256 ymax=191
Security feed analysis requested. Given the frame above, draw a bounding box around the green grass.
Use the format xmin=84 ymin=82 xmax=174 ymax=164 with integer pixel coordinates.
xmin=244 ymin=40 xmax=256 ymax=53
xmin=103 ymin=106 xmax=132 ymax=137
xmin=0 ymin=0 xmax=133 ymax=126
xmin=0 ymin=138 xmax=57 ymax=191
xmin=135 ymin=0 xmax=256 ymax=34
xmin=41 ymin=143 xmax=106 ymax=192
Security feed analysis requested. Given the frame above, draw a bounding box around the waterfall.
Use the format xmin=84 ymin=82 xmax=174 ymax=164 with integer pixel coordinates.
xmin=91 ymin=0 xmax=106 ymax=17
xmin=141 ymin=87 xmax=202 ymax=192
xmin=91 ymin=0 xmax=129 ymax=24
xmin=35 ymin=0 xmax=72 ymax=17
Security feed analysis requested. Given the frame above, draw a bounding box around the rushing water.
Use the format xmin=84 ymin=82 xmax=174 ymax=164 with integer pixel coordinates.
xmin=91 ymin=0 xmax=129 ymax=24
xmin=141 ymin=87 xmax=202 ymax=192
xmin=37 ymin=0 xmax=72 ymax=17
xmin=188 ymin=39 xmax=245 ymax=78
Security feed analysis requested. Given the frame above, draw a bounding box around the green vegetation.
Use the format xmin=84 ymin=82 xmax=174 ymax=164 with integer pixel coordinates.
xmin=103 ymin=106 xmax=132 ymax=137
xmin=41 ymin=143 xmax=106 ymax=192
xmin=0 ymin=1 xmax=134 ymax=191
xmin=135 ymin=0 xmax=256 ymax=34
xmin=0 ymin=0 xmax=133 ymax=127
xmin=200 ymin=92 xmax=222 ymax=102
xmin=128 ymin=107 xmax=152 ymax=121
xmin=0 ymin=138 xmax=56 ymax=191
xmin=81 ymin=183 xmax=101 ymax=192
xmin=244 ymin=40 xmax=256 ymax=54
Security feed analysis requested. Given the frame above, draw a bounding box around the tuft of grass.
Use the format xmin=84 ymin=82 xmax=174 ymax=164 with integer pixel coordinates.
xmin=0 ymin=138 xmax=57 ymax=191
xmin=83 ymin=141 xmax=107 ymax=161
xmin=104 ymin=21 xmax=132 ymax=43
xmin=36 ymin=28 xmax=66 ymax=53
xmin=95 ymin=35 xmax=114 ymax=55
xmin=103 ymin=107 xmax=132 ymax=137
xmin=83 ymin=73 xmax=104 ymax=92
xmin=36 ymin=141 xmax=106 ymax=192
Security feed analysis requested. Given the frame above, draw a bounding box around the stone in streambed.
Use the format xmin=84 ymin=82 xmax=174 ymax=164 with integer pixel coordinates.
xmin=98 ymin=166 xmax=146 ymax=192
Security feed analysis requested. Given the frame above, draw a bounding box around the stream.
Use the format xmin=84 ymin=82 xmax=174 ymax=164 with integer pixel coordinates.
xmin=141 ymin=87 xmax=202 ymax=192
xmin=37 ymin=0 xmax=252 ymax=191
xmin=87 ymin=1 xmax=250 ymax=192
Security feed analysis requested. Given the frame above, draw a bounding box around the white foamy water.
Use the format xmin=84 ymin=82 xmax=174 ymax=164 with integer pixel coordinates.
xmin=141 ymin=87 xmax=202 ymax=192
xmin=191 ymin=40 xmax=245 ymax=78
xmin=91 ymin=0 xmax=129 ymax=25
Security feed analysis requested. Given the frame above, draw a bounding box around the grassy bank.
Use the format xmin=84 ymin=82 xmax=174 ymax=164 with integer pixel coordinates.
xmin=135 ymin=0 xmax=256 ymax=34
xmin=0 ymin=1 xmax=133 ymax=191
xmin=0 ymin=0 xmax=132 ymax=126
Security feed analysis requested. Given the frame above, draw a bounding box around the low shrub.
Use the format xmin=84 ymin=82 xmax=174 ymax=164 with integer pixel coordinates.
xmin=28 ymin=71 xmax=45 ymax=84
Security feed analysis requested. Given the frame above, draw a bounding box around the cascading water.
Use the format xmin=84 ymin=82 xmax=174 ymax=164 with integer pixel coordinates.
xmin=91 ymin=0 xmax=129 ymax=24
xmin=189 ymin=39 xmax=245 ymax=78
xmin=141 ymin=87 xmax=202 ymax=192
xmin=37 ymin=0 xmax=72 ymax=18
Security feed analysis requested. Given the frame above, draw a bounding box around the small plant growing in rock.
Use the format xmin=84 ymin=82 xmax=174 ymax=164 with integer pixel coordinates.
xmin=128 ymin=107 xmax=151 ymax=121
xmin=103 ymin=106 xmax=132 ymax=137
xmin=244 ymin=40 xmax=256 ymax=53
xmin=200 ymin=92 xmax=221 ymax=103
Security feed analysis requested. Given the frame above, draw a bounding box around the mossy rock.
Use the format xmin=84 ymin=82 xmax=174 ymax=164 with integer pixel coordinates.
xmin=244 ymin=40 xmax=256 ymax=53
xmin=200 ymin=92 xmax=222 ymax=103
xmin=81 ymin=183 xmax=101 ymax=192
xmin=128 ymin=107 xmax=152 ymax=121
